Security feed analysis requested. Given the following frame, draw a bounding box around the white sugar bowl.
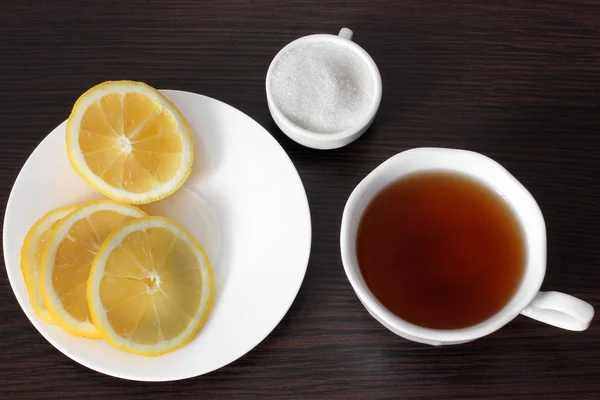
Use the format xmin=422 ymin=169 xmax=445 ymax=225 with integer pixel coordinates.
xmin=266 ymin=28 xmax=382 ymax=150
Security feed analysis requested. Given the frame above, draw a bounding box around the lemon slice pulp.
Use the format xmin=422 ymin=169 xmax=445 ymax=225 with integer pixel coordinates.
xmin=40 ymin=200 xmax=146 ymax=338
xmin=21 ymin=205 xmax=78 ymax=323
xmin=88 ymin=216 xmax=213 ymax=356
xmin=66 ymin=81 xmax=194 ymax=204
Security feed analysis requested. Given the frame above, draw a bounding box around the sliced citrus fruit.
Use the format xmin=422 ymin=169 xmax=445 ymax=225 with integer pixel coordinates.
xmin=66 ymin=80 xmax=194 ymax=204
xmin=21 ymin=205 xmax=78 ymax=323
xmin=40 ymin=200 xmax=146 ymax=338
xmin=88 ymin=216 xmax=213 ymax=356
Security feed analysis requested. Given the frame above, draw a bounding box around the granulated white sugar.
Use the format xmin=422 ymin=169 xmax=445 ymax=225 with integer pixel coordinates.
xmin=270 ymin=41 xmax=375 ymax=134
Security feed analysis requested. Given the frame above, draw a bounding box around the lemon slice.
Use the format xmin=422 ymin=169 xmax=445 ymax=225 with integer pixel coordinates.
xmin=40 ymin=200 xmax=146 ymax=338
xmin=66 ymin=81 xmax=194 ymax=204
xmin=88 ymin=216 xmax=213 ymax=356
xmin=21 ymin=205 xmax=78 ymax=323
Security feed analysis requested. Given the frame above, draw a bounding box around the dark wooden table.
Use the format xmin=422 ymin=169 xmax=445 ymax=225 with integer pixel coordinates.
xmin=1 ymin=1 xmax=599 ymax=398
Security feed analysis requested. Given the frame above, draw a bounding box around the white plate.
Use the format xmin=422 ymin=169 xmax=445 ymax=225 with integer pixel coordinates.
xmin=3 ymin=90 xmax=312 ymax=381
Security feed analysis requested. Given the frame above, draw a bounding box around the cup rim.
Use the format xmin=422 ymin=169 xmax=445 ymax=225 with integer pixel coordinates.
xmin=265 ymin=33 xmax=383 ymax=145
xmin=340 ymin=147 xmax=547 ymax=344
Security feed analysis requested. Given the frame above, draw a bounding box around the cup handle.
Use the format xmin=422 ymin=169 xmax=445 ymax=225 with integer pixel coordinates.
xmin=520 ymin=291 xmax=594 ymax=331
xmin=338 ymin=27 xmax=353 ymax=41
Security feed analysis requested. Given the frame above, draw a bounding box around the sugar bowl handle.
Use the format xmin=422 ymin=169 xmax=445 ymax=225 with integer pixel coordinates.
xmin=338 ymin=27 xmax=353 ymax=41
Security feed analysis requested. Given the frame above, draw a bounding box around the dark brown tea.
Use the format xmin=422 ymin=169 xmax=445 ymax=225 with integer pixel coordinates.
xmin=356 ymin=172 xmax=525 ymax=329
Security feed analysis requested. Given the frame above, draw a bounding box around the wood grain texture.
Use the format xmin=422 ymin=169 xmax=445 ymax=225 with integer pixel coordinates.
xmin=1 ymin=1 xmax=599 ymax=398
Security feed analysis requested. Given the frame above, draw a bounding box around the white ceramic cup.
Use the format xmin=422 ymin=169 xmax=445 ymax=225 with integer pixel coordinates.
xmin=265 ymin=28 xmax=382 ymax=150
xmin=340 ymin=147 xmax=595 ymax=345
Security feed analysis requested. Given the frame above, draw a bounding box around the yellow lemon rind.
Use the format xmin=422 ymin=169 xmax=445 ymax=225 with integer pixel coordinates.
xmin=40 ymin=200 xmax=147 ymax=339
xmin=66 ymin=80 xmax=194 ymax=205
xmin=87 ymin=216 xmax=214 ymax=357
xmin=20 ymin=205 xmax=79 ymax=323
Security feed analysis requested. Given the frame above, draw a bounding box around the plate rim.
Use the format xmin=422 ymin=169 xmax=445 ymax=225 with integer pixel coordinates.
xmin=3 ymin=89 xmax=312 ymax=381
